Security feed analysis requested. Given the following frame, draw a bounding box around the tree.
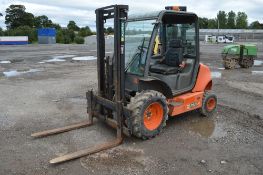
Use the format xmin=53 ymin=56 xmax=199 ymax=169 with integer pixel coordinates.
xmin=5 ymin=5 xmax=34 ymax=29
xmin=0 ymin=27 xmax=3 ymax=36
xmin=67 ymin=20 xmax=79 ymax=31
xmin=78 ymin=26 xmax=92 ymax=37
xmin=227 ymin=11 xmax=236 ymax=29
xmin=34 ymin=15 xmax=53 ymax=28
xmin=68 ymin=29 xmax=75 ymax=42
xmin=8 ymin=25 xmax=37 ymax=42
xmin=22 ymin=12 xmax=34 ymax=27
xmin=63 ymin=34 xmax=71 ymax=44
xmin=74 ymin=36 xmax=84 ymax=44
xmin=217 ymin=11 xmax=227 ymax=29
xmin=106 ymin=27 xmax=114 ymax=34
xmin=56 ymin=29 xmax=76 ymax=44
xmin=208 ymin=19 xmax=217 ymax=29
xmin=236 ymin=12 xmax=248 ymax=29
xmin=0 ymin=13 xmax=3 ymax=16
xmin=51 ymin=23 xmax=61 ymax=30
xmin=56 ymin=30 xmax=64 ymax=43
xmin=249 ymin=21 xmax=263 ymax=29
xmin=199 ymin=17 xmax=209 ymax=29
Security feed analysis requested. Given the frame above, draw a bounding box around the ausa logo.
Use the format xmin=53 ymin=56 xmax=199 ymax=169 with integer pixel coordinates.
xmin=187 ymin=101 xmax=198 ymax=109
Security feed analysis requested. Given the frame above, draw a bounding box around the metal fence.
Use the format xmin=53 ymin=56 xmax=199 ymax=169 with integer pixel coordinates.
xmin=200 ymin=29 xmax=263 ymax=42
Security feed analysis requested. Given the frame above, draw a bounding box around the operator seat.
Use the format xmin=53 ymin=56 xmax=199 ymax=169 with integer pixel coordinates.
xmin=150 ymin=39 xmax=183 ymax=74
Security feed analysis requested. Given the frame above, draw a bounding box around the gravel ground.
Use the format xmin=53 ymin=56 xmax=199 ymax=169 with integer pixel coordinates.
xmin=0 ymin=41 xmax=262 ymax=175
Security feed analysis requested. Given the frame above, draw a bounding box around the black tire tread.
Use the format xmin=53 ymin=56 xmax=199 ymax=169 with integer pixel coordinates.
xmin=127 ymin=90 xmax=168 ymax=139
xmin=239 ymin=56 xmax=254 ymax=68
xmin=200 ymin=91 xmax=217 ymax=117
xmin=223 ymin=56 xmax=238 ymax=69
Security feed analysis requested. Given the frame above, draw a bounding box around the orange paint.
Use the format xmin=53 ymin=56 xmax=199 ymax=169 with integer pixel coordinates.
xmin=172 ymin=6 xmax=180 ymax=11
xmin=168 ymin=91 xmax=204 ymax=116
xmin=167 ymin=63 xmax=214 ymax=116
xmin=192 ymin=64 xmax=212 ymax=92
xmin=206 ymin=98 xmax=216 ymax=111
xmin=143 ymin=102 xmax=164 ymax=130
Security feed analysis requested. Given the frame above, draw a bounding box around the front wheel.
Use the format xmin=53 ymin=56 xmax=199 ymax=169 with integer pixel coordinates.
xmin=200 ymin=91 xmax=217 ymax=117
xmin=223 ymin=57 xmax=238 ymax=69
xmin=127 ymin=90 xmax=168 ymax=139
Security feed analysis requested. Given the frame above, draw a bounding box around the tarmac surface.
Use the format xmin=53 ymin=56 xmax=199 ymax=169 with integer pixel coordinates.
xmin=0 ymin=41 xmax=262 ymax=175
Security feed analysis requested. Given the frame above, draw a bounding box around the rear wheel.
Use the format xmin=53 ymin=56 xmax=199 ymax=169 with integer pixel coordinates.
xmin=200 ymin=91 xmax=217 ymax=117
xmin=223 ymin=57 xmax=237 ymax=69
xmin=239 ymin=56 xmax=254 ymax=68
xmin=127 ymin=90 xmax=168 ymax=139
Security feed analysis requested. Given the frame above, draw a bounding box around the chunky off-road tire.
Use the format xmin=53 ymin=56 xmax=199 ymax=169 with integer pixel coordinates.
xmin=200 ymin=91 xmax=217 ymax=117
xmin=127 ymin=90 xmax=168 ymax=139
xmin=223 ymin=57 xmax=238 ymax=69
xmin=239 ymin=56 xmax=254 ymax=68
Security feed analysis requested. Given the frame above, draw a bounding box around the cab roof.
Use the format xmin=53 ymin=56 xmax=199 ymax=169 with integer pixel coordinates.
xmin=128 ymin=10 xmax=198 ymax=23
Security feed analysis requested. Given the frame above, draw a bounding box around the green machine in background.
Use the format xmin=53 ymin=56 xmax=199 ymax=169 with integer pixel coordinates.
xmin=221 ymin=44 xmax=257 ymax=69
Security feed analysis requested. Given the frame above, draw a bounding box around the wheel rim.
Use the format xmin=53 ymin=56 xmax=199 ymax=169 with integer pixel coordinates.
xmin=206 ymin=98 xmax=216 ymax=111
xmin=143 ymin=102 xmax=164 ymax=131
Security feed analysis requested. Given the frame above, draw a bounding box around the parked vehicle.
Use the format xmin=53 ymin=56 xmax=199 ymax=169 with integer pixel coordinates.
xmin=222 ymin=44 xmax=257 ymax=69
xmin=217 ymin=35 xmax=234 ymax=43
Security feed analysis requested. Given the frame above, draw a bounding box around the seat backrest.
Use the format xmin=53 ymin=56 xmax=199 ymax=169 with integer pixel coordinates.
xmin=164 ymin=39 xmax=183 ymax=67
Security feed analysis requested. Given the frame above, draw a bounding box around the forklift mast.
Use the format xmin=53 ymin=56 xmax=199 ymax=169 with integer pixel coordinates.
xmin=31 ymin=5 xmax=131 ymax=164
xmin=96 ymin=5 xmax=128 ymax=103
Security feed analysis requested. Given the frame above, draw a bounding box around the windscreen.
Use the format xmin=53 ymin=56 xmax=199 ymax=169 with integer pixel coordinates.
xmin=125 ymin=19 xmax=156 ymax=76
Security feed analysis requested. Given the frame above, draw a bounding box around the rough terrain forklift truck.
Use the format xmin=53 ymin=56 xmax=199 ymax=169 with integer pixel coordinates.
xmin=32 ymin=5 xmax=217 ymax=164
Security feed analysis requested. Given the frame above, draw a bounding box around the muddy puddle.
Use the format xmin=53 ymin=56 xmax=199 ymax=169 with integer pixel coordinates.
xmin=252 ymin=70 xmax=263 ymax=75
xmin=254 ymin=60 xmax=263 ymax=66
xmin=40 ymin=55 xmax=98 ymax=62
xmin=3 ymin=69 xmax=41 ymax=78
xmin=0 ymin=61 xmax=11 ymax=64
xmin=72 ymin=56 xmax=97 ymax=61
xmin=183 ymin=116 xmax=227 ymax=138
xmin=43 ymin=55 xmax=76 ymax=63
xmin=211 ymin=71 xmax=222 ymax=78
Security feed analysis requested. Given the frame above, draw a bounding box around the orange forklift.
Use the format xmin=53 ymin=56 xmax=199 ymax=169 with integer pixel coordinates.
xmin=32 ymin=5 xmax=217 ymax=164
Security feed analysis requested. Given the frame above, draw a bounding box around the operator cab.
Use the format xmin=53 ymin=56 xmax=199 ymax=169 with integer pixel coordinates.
xmin=125 ymin=7 xmax=199 ymax=97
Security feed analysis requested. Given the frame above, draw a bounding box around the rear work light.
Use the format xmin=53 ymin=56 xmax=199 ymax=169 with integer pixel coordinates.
xmin=165 ymin=6 xmax=187 ymax=11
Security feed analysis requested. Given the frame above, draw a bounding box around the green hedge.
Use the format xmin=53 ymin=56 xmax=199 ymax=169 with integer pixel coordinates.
xmin=74 ymin=36 xmax=84 ymax=44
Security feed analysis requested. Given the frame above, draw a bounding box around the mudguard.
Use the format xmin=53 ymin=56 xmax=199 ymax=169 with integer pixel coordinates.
xmin=138 ymin=78 xmax=173 ymax=98
xmin=192 ymin=64 xmax=212 ymax=92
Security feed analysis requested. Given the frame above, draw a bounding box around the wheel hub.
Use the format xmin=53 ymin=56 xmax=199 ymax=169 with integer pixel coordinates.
xmin=143 ymin=102 xmax=164 ymax=131
xmin=146 ymin=111 xmax=152 ymax=119
xmin=206 ymin=98 xmax=216 ymax=111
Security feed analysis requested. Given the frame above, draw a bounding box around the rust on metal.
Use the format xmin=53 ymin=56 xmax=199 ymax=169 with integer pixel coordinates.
xmin=49 ymin=138 xmax=123 ymax=164
xmin=31 ymin=121 xmax=92 ymax=138
xmin=93 ymin=111 xmax=130 ymax=136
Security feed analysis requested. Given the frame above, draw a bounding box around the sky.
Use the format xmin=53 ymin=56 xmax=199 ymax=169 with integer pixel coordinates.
xmin=0 ymin=0 xmax=262 ymax=30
